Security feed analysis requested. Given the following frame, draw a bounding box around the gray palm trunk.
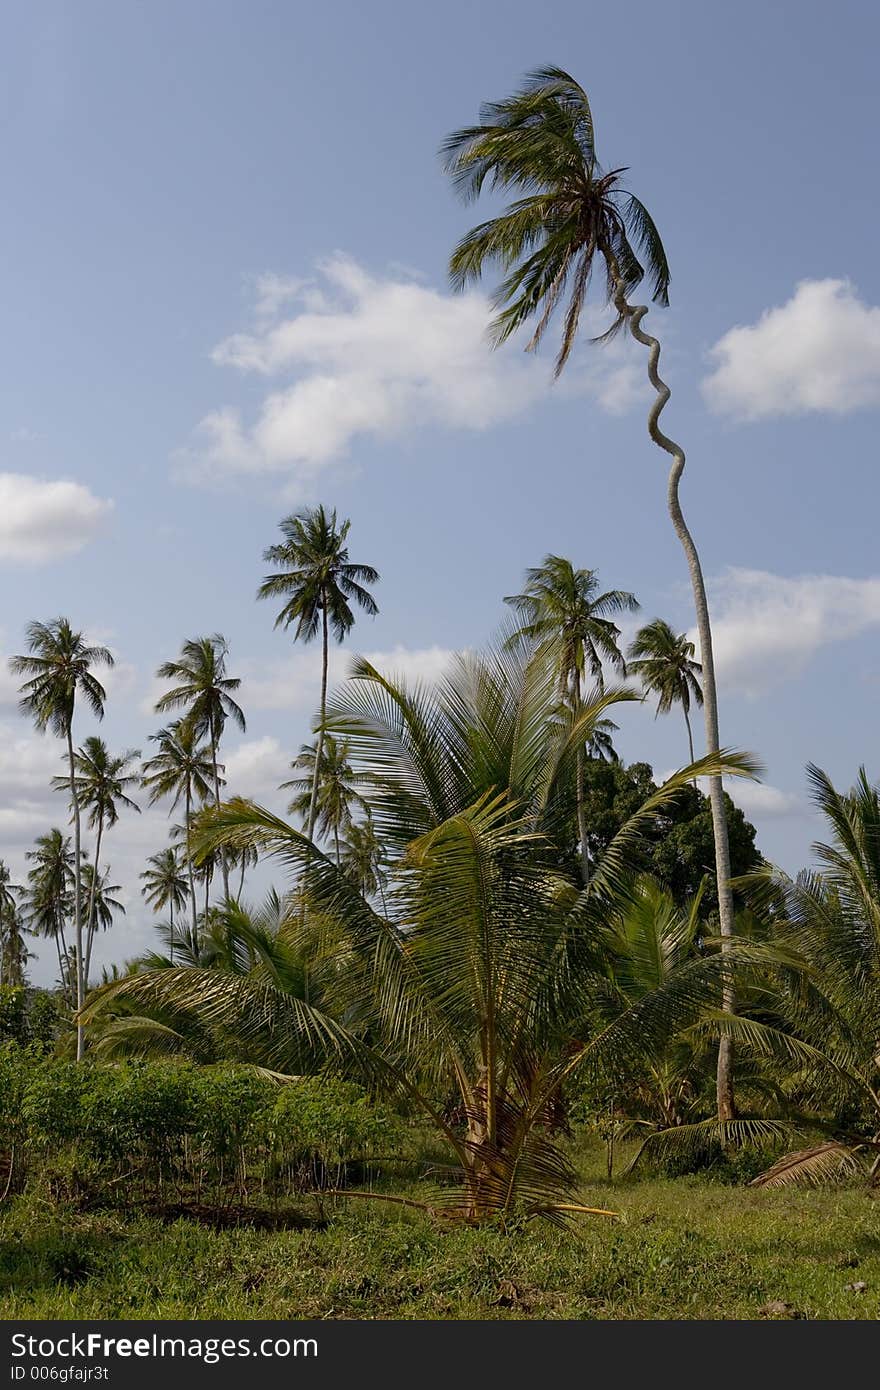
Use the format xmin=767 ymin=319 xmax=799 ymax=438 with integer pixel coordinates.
xmin=571 ymin=669 xmax=590 ymax=886
xmin=83 ymin=811 xmax=104 ymax=986
xmin=307 ymin=598 xmax=330 ymax=843
xmin=616 ymin=283 xmax=737 ymax=1121
xmin=66 ymin=727 xmax=86 ymax=1061
xmin=211 ymin=714 xmax=230 ymax=901
xmin=185 ymin=780 xmax=198 ymax=944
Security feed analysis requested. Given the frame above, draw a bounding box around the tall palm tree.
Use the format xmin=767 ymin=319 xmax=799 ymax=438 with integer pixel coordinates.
xmin=0 ymin=861 xmax=26 ymax=988
xmin=443 ymin=68 xmax=738 ymax=1120
xmin=22 ymin=829 xmax=75 ymax=1002
xmin=505 ymin=556 xmax=638 ymax=884
xmin=281 ymin=734 xmax=368 ymax=864
xmin=141 ymin=848 xmax=190 ymax=962
xmin=257 ymin=506 xmax=379 ymax=841
xmin=628 ymin=619 xmax=703 ymax=764
xmin=52 ymin=737 xmax=140 ymax=984
xmin=141 ymin=722 xmax=214 ymax=942
xmin=10 ymin=619 xmax=113 ymax=1057
xmin=154 ymin=635 xmax=245 ymax=901
xmin=80 ymin=864 xmax=125 ymax=940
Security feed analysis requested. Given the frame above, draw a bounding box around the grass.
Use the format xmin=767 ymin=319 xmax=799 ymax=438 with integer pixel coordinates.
xmin=2 ymin=1139 xmax=880 ymax=1320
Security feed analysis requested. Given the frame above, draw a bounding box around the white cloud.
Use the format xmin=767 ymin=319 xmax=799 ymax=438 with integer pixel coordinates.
xmin=703 ymin=279 xmax=880 ymax=420
xmin=0 ymin=474 xmax=112 ymax=563
xmin=239 ymin=643 xmax=457 ymax=713
xmin=176 ymin=255 xmax=641 ymax=492
xmin=726 ymin=781 xmax=805 ymax=819
xmin=223 ymin=736 xmax=288 ymax=802
xmin=692 ymin=568 xmax=880 ymax=697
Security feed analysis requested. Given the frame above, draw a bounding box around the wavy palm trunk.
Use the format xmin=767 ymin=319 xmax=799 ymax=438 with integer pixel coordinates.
xmin=616 ymin=286 xmax=737 ymax=1121
xmin=307 ymin=598 xmax=330 ymax=842
xmin=66 ymin=727 xmax=85 ymax=1061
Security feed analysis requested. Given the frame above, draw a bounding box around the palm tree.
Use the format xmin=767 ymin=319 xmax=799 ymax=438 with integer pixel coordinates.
xmin=0 ymin=861 xmax=27 ymax=988
xmin=628 ymin=619 xmax=703 ymax=765
xmin=257 ymin=506 xmax=379 ymax=842
xmin=154 ymin=635 xmax=245 ymax=901
xmin=84 ymin=642 xmax=755 ymax=1220
xmin=443 ymin=69 xmax=738 ymax=1120
xmin=505 ymin=556 xmax=638 ymax=884
xmin=141 ymin=849 xmax=190 ymax=962
xmin=141 ymin=722 xmax=214 ymax=942
xmin=22 ymin=829 xmax=75 ymax=1002
xmin=281 ymin=734 xmax=368 ymax=863
xmin=339 ymin=813 xmax=387 ymax=905
xmin=52 ymin=737 xmax=140 ymax=984
xmin=80 ymin=864 xmax=125 ymax=941
xmin=586 ymin=717 xmax=619 ymax=763
xmin=10 ymin=619 xmax=113 ymax=1056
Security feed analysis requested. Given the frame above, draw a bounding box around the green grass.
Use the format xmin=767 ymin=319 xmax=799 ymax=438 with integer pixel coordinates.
xmin=2 ymin=1142 xmax=879 ymax=1319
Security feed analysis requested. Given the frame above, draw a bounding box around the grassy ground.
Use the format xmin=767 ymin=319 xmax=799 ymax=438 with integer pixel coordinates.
xmin=2 ymin=1142 xmax=879 ymax=1319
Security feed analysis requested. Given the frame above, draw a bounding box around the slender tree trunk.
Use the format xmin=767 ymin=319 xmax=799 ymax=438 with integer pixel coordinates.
xmin=67 ymin=727 xmax=86 ymax=1061
xmin=616 ymin=284 xmax=737 ymax=1122
xmin=238 ymin=855 xmax=247 ymax=899
xmin=185 ymin=780 xmax=198 ymax=945
xmin=211 ymin=714 xmax=230 ymax=901
xmin=334 ymin=824 xmax=341 ymax=867
xmin=83 ymin=812 xmax=104 ymax=986
xmin=307 ymin=598 xmax=329 ymax=842
xmin=169 ymin=897 xmax=174 ymax=965
xmin=572 ymin=670 xmax=590 ymax=886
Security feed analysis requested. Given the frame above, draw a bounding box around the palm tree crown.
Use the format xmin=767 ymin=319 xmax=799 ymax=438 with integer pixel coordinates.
xmin=628 ymin=618 xmax=703 ymax=763
xmin=52 ymin=737 xmax=141 ymax=831
xmin=258 ymin=506 xmax=379 ymax=643
xmin=442 ymin=65 xmax=669 ymax=373
xmin=155 ymin=635 xmax=245 ymax=747
xmin=505 ymin=555 xmax=638 ymax=695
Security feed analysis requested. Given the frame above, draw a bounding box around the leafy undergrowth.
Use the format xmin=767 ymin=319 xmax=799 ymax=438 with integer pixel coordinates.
xmin=2 ymin=1140 xmax=879 ymax=1320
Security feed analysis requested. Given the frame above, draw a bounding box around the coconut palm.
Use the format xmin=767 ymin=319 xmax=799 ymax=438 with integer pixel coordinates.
xmin=504 ymin=556 xmax=638 ymax=884
xmin=52 ymin=737 xmax=140 ymax=984
xmin=141 ymin=722 xmax=214 ymax=942
xmin=22 ymin=829 xmax=75 ymax=1002
xmin=154 ymin=635 xmax=244 ymax=900
xmin=586 ymin=717 xmax=619 ymax=763
xmin=739 ymin=766 xmax=880 ymax=1188
xmin=258 ymin=506 xmax=379 ymax=841
xmin=628 ymin=619 xmax=703 ymax=764
xmin=84 ymin=641 xmax=755 ymax=1221
xmin=339 ymin=813 xmax=387 ymax=905
xmin=140 ymin=848 xmax=189 ymax=964
xmin=443 ymin=69 xmax=737 ymax=1119
xmin=0 ymin=862 xmax=27 ymax=988
xmin=10 ymin=619 xmax=113 ymax=1056
xmin=281 ymin=734 xmax=368 ymax=864
xmin=80 ymin=865 xmax=125 ymax=943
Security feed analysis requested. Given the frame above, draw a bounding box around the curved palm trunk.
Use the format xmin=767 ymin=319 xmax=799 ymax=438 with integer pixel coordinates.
xmin=185 ymin=780 xmax=198 ymax=945
xmin=169 ymin=897 xmax=175 ymax=965
xmin=238 ymin=855 xmax=247 ymax=899
xmin=83 ymin=811 xmax=104 ymax=986
xmin=616 ymin=285 xmax=737 ymax=1121
xmin=211 ymin=714 xmax=230 ymax=901
xmin=682 ymin=704 xmax=696 ymax=765
xmin=67 ymin=727 xmax=86 ymax=1061
xmin=307 ymin=598 xmax=330 ymax=843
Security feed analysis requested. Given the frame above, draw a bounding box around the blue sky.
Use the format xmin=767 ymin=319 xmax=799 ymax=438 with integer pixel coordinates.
xmin=2 ymin=0 xmax=879 ymax=983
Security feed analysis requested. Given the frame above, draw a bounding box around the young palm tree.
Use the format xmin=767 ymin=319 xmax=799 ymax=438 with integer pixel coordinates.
xmin=154 ymin=635 xmax=245 ymax=901
xmin=140 ymin=848 xmax=190 ymax=963
xmin=505 ymin=556 xmax=638 ymax=884
xmin=628 ymin=619 xmax=703 ymax=764
xmin=52 ymin=737 xmax=140 ymax=984
xmin=443 ymin=69 xmax=738 ymax=1119
xmin=10 ymin=619 xmax=113 ymax=1056
xmin=257 ymin=506 xmax=379 ymax=841
xmin=141 ymin=722 xmax=214 ymax=942
xmin=281 ymin=734 xmax=368 ymax=864
xmin=85 ymin=643 xmax=755 ymax=1220
xmin=22 ymin=829 xmax=75 ymax=1002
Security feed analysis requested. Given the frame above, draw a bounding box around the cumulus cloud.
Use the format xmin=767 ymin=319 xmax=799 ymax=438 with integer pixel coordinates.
xmin=726 ymin=781 xmax=805 ymax=819
xmin=176 ymin=255 xmax=640 ymax=492
xmin=223 ymin=736 xmax=288 ymax=802
xmin=0 ymin=474 xmax=113 ymax=563
xmin=703 ymin=279 xmax=880 ymax=420
xmin=692 ymin=568 xmax=880 ymax=697
xmin=239 ymin=643 xmax=457 ymax=713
